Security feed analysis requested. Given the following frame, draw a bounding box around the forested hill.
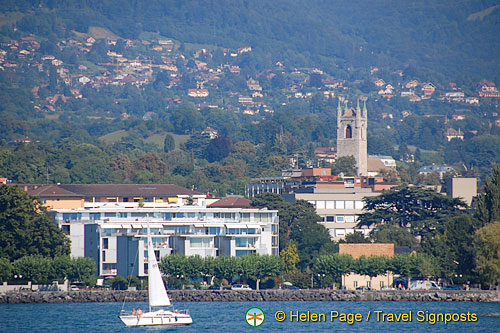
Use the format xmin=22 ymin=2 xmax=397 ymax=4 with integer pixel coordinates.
xmin=4 ymin=0 xmax=500 ymax=81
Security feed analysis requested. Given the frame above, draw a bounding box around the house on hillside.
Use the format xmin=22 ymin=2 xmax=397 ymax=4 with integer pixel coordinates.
xmin=247 ymin=78 xmax=262 ymax=91
xmin=188 ymin=88 xmax=209 ymax=97
xmin=422 ymin=82 xmax=436 ymax=96
xmin=477 ymin=80 xmax=500 ymax=98
xmin=445 ymin=128 xmax=464 ymax=141
xmin=405 ymin=80 xmax=418 ymax=89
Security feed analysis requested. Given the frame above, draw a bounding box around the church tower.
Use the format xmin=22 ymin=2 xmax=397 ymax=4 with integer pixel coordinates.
xmin=336 ymin=98 xmax=368 ymax=176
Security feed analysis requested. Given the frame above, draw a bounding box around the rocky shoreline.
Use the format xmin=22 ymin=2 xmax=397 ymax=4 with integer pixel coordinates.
xmin=1 ymin=290 xmax=499 ymax=304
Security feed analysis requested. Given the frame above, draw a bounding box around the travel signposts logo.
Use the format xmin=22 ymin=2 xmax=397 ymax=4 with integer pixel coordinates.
xmin=246 ymin=307 xmax=265 ymax=327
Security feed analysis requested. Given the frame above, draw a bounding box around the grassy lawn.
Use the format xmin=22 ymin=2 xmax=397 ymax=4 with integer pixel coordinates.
xmin=99 ymin=130 xmax=128 ymax=145
xmin=99 ymin=130 xmax=190 ymax=150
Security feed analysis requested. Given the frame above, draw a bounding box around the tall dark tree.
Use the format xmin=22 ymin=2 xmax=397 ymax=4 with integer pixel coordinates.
xmin=163 ymin=134 xmax=175 ymax=153
xmin=475 ymin=164 xmax=500 ymax=226
xmin=204 ymin=136 xmax=232 ymax=163
xmin=357 ymin=186 xmax=467 ymax=240
xmin=0 ymin=185 xmax=70 ymax=261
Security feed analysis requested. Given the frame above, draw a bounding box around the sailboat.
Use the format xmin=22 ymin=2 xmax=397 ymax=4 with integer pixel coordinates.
xmin=119 ymin=223 xmax=193 ymax=327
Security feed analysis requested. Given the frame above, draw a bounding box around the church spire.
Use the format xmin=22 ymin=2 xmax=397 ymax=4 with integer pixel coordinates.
xmin=356 ymin=98 xmax=360 ymax=112
xmin=363 ymin=99 xmax=367 ymax=116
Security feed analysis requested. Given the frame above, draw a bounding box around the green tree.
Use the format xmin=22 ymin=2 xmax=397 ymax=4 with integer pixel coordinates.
xmin=390 ymin=254 xmax=418 ymax=287
xmin=313 ymin=254 xmax=353 ymax=287
xmin=51 ymin=256 xmax=72 ymax=282
xmin=357 ymin=186 xmax=466 ymax=241
xmin=474 ymin=221 xmax=500 ymax=289
xmin=341 ymin=231 xmax=370 ymax=243
xmin=68 ymin=257 xmax=96 ymax=285
xmin=163 ymin=134 xmax=175 ymax=153
xmin=13 ymin=255 xmax=53 ymax=284
xmin=365 ymin=256 xmax=389 ymax=287
xmin=475 ymin=164 xmax=500 ymax=226
xmin=370 ymin=225 xmax=418 ymax=246
xmin=440 ymin=214 xmax=477 ymax=279
xmin=415 ymin=253 xmax=440 ymax=279
xmin=213 ymin=256 xmax=240 ymax=289
xmin=0 ymin=257 xmax=13 ymax=282
xmin=280 ymin=243 xmax=300 ymax=274
xmin=111 ymin=276 xmax=128 ymax=290
xmin=332 ymin=156 xmax=357 ymax=176
xmin=240 ymin=255 xmax=283 ymax=290
xmin=0 ymin=185 xmax=70 ymax=261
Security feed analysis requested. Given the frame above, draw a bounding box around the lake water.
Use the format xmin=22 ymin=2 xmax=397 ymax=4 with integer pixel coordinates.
xmin=1 ymin=301 xmax=500 ymax=332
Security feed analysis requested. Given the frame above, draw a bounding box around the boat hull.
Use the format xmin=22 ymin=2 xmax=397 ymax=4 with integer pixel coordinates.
xmin=120 ymin=310 xmax=193 ymax=327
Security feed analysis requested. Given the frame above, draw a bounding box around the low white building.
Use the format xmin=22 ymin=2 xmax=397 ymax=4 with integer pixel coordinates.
xmin=52 ymin=203 xmax=279 ymax=278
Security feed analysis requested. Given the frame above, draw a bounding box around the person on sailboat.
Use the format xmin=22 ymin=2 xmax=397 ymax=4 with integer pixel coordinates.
xmin=136 ymin=308 xmax=143 ymax=319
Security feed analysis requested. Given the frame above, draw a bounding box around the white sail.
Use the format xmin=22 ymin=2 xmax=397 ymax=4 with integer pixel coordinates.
xmin=147 ymin=226 xmax=171 ymax=307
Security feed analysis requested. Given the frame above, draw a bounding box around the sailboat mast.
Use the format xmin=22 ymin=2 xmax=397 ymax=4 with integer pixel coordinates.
xmin=147 ymin=221 xmax=152 ymax=313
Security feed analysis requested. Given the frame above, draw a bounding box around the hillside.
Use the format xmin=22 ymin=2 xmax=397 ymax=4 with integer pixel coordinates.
xmin=3 ymin=0 xmax=500 ymax=80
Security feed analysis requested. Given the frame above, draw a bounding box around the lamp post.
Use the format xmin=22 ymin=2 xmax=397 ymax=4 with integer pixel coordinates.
xmin=317 ymin=274 xmax=325 ymax=289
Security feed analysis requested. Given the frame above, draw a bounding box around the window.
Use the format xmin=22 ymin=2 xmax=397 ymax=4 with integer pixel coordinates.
xmin=236 ymin=250 xmax=255 ymax=257
xmin=236 ymin=237 xmax=256 ymax=248
xmin=62 ymin=213 xmax=81 ymax=221
xmin=335 ymin=229 xmax=345 ymax=237
xmin=102 ymin=238 xmax=109 ymax=249
xmin=104 ymin=212 xmax=116 ymax=218
xmin=336 ymin=216 xmax=345 ymax=223
xmin=190 ymin=238 xmax=211 ymax=248
xmin=326 ymin=216 xmax=335 ymax=222
xmin=102 ymin=250 xmax=106 ymax=261
xmin=241 ymin=213 xmax=250 ymax=222
xmin=367 ymin=281 xmax=371 ymax=288
xmin=61 ymin=225 xmax=70 ymax=235
xmin=119 ymin=212 xmax=128 ymax=218
xmin=355 ymin=200 xmax=364 ymax=209
xmin=254 ymin=213 xmax=271 ymax=222
xmin=336 ymin=201 xmax=345 ymax=209
xmin=380 ymin=281 xmax=385 ymax=288
xmin=89 ymin=213 xmax=101 ymax=220
xmin=316 ymin=201 xmax=325 ymax=209
xmin=345 ymin=215 xmax=355 ymax=223
xmin=345 ymin=201 xmax=354 ymax=209
xmin=354 ymin=281 xmax=358 ymax=288
xmin=346 ymin=125 xmax=352 ymax=139
xmin=326 ymin=201 xmax=335 ymax=209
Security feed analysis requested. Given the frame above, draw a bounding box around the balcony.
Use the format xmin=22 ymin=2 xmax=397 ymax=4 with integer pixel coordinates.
xmin=101 ymin=269 xmax=117 ymax=276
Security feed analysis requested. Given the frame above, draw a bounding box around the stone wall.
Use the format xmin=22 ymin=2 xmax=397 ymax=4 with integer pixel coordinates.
xmin=1 ymin=290 xmax=499 ymax=304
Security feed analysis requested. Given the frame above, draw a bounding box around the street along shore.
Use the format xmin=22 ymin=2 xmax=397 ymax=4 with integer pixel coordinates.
xmin=1 ymin=289 xmax=499 ymax=304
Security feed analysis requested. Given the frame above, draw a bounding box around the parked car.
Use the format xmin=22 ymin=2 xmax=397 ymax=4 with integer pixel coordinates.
xmin=356 ymin=286 xmax=372 ymax=291
xmin=70 ymin=285 xmax=80 ymax=291
xmin=284 ymin=285 xmax=301 ymax=290
xmin=208 ymin=285 xmax=220 ymax=290
xmin=409 ymin=280 xmax=441 ymax=290
xmin=231 ymin=284 xmax=252 ymax=290
xmin=441 ymin=285 xmax=462 ymax=290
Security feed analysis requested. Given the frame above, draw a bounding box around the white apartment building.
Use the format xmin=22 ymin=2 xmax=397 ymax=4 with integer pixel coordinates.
xmin=284 ymin=187 xmax=379 ymax=241
xmin=51 ymin=202 xmax=279 ymax=278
